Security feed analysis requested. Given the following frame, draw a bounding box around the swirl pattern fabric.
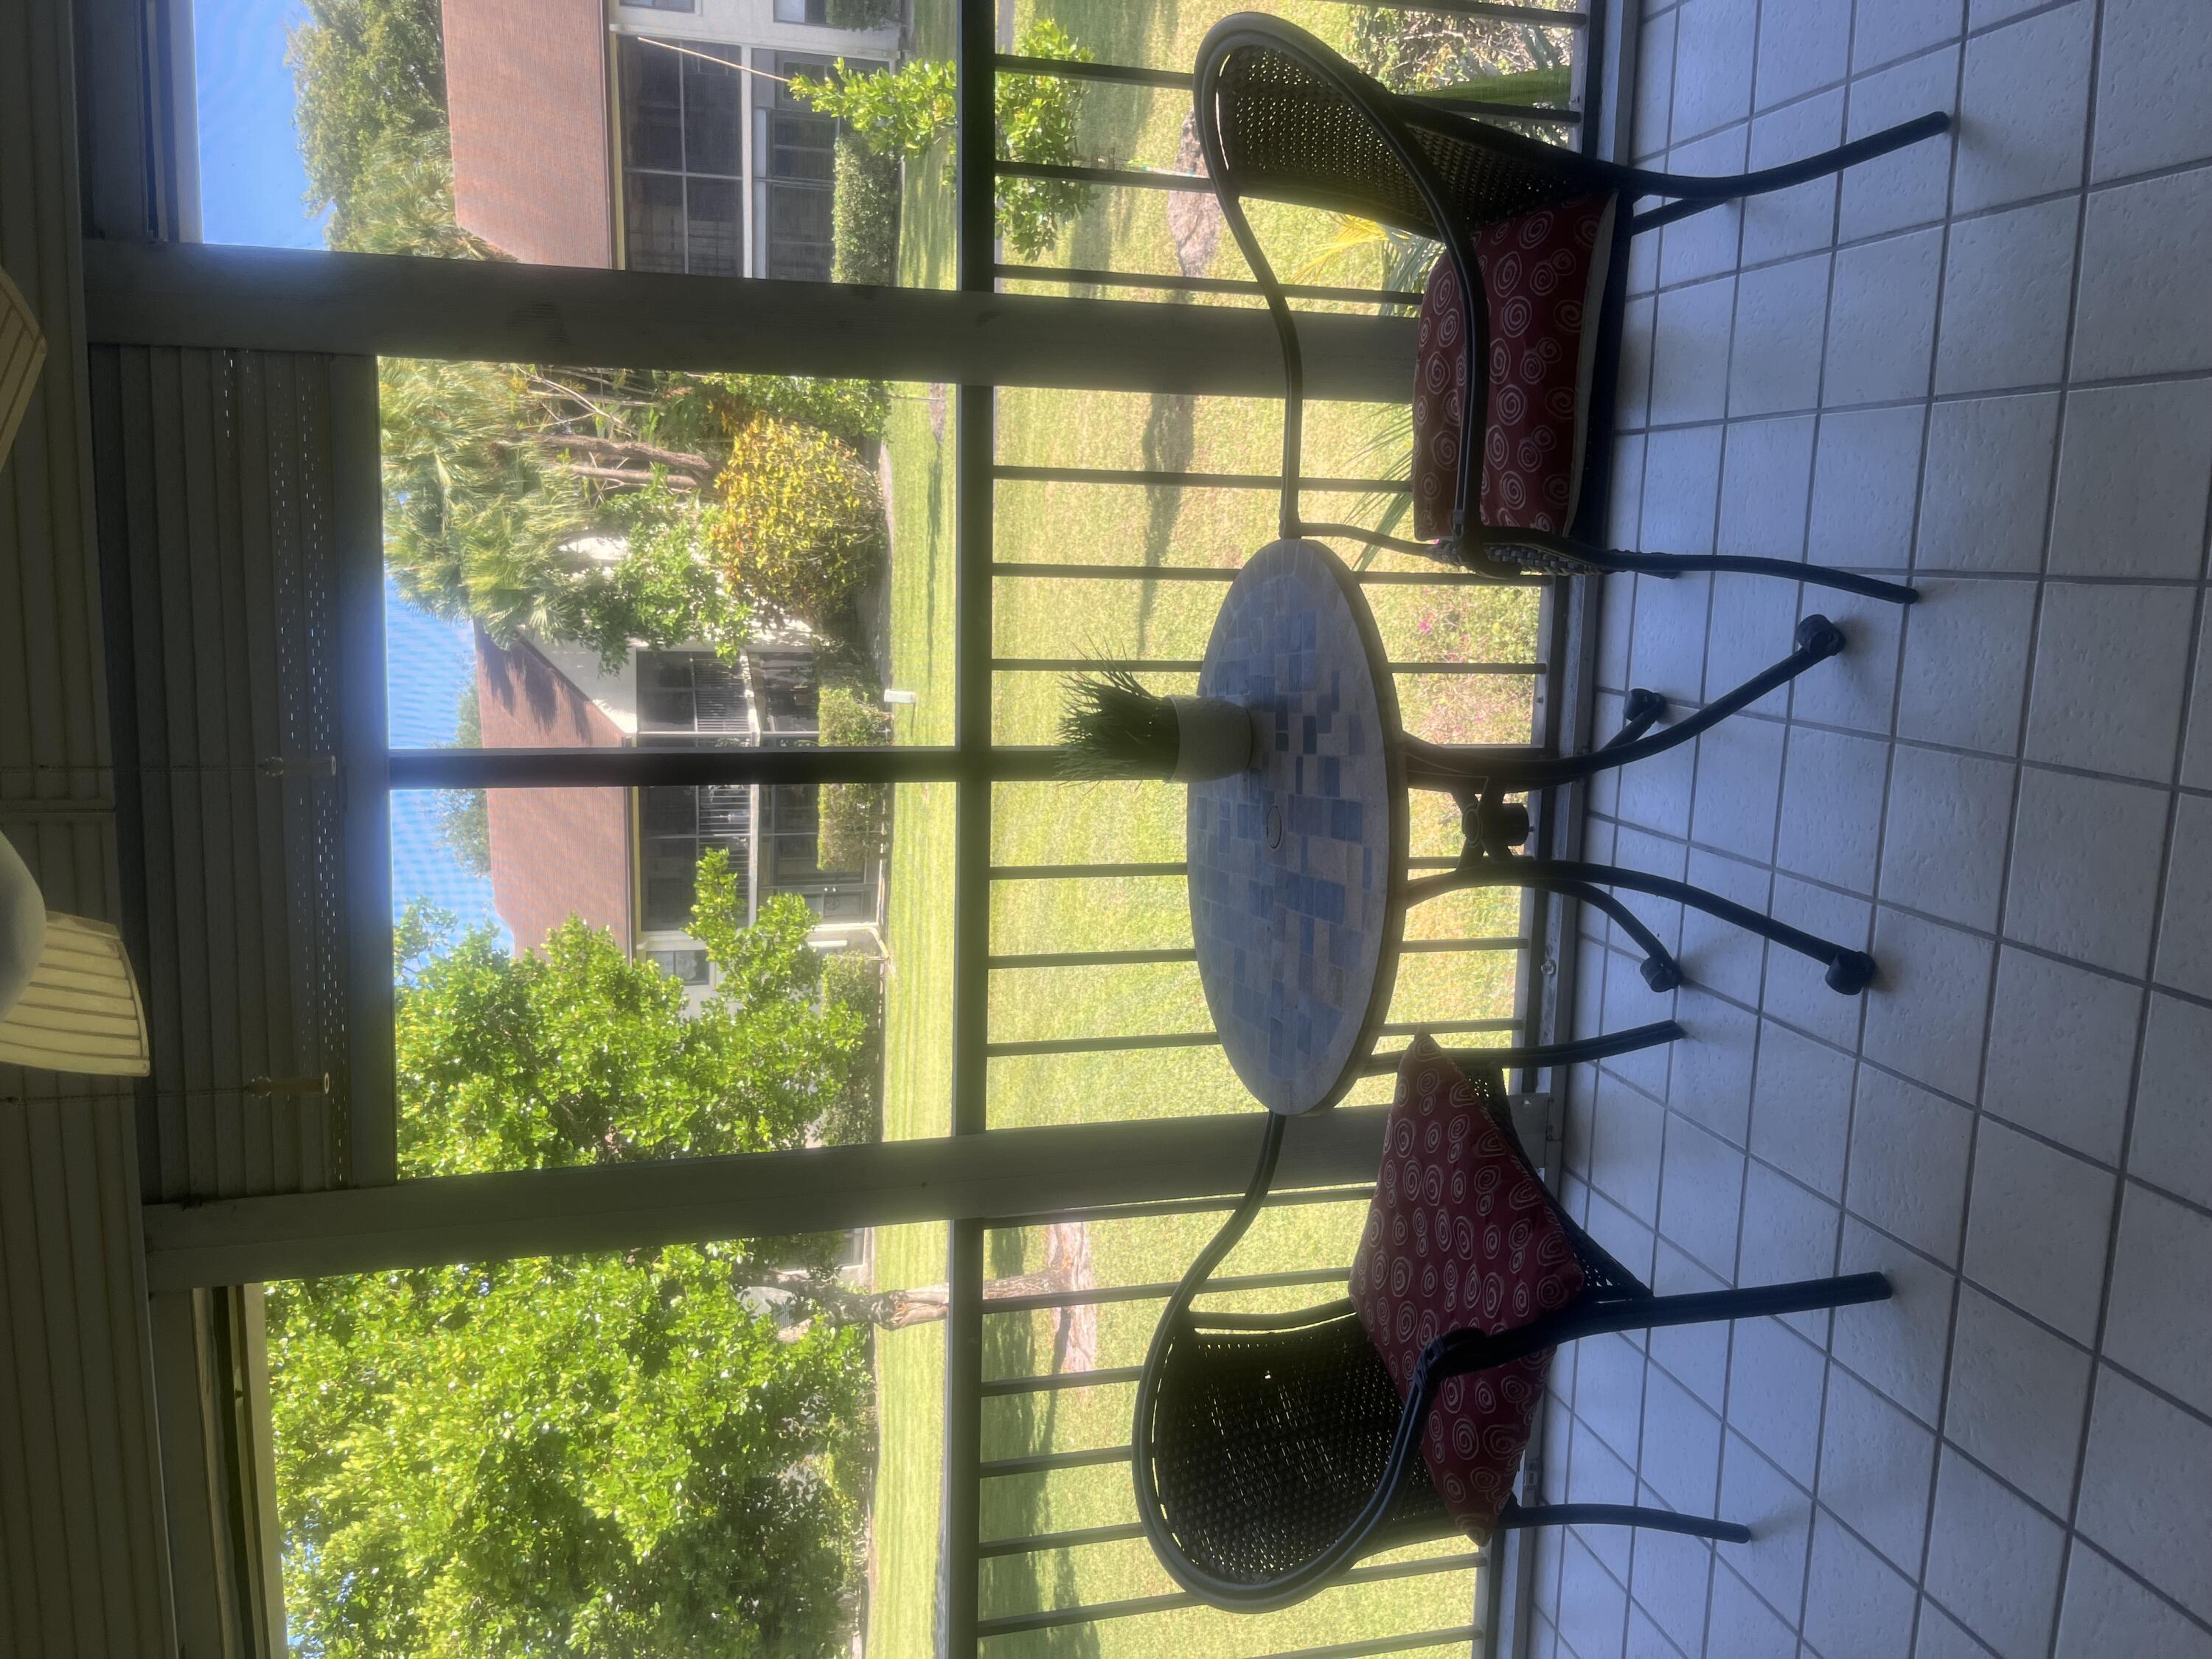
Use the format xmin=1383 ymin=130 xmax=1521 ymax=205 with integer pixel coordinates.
xmin=1410 ymin=191 xmax=1616 ymax=543
xmin=1349 ymin=1042 xmax=1585 ymax=1534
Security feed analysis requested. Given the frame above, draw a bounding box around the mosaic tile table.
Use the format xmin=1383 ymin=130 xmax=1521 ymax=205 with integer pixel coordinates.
xmin=1187 ymin=538 xmax=1411 ymax=1116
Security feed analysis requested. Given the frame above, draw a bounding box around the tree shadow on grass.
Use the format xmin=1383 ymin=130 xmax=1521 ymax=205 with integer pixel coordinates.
xmin=977 ymin=1229 xmax=1105 ymax=1658
xmin=1134 ymin=390 xmax=1196 ymax=658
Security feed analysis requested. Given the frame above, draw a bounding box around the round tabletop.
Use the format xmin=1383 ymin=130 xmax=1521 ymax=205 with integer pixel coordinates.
xmin=1187 ymin=540 xmax=1408 ymax=1116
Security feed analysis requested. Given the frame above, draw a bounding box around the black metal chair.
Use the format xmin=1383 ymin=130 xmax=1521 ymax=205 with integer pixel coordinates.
xmin=1192 ymin=15 xmax=1948 ymax=602
xmin=1133 ymin=1042 xmax=1891 ymax=1613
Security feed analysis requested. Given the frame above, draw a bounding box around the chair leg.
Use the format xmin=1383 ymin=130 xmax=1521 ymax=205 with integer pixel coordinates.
xmin=1624 ymin=111 xmax=1952 ymax=233
xmin=1601 ymin=688 xmax=1667 ymax=751
xmin=1495 ymin=1501 xmax=1752 ymax=1546
xmin=1359 ymin=1019 xmax=1685 ymax=1078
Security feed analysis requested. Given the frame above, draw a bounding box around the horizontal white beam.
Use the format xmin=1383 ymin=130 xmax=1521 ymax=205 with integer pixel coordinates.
xmin=140 ymin=1107 xmax=1397 ymax=1287
xmin=81 ymin=240 xmax=1415 ymax=402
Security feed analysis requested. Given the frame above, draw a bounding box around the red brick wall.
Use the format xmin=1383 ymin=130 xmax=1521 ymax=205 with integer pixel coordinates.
xmin=441 ymin=0 xmax=614 ymax=268
xmin=476 ymin=628 xmax=633 ymax=956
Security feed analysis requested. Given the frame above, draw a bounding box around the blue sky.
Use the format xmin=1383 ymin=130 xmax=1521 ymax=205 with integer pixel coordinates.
xmin=195 ymin=0 xmax=328 ymax=248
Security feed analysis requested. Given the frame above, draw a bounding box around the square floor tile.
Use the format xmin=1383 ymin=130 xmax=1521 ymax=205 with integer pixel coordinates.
xmin=2073 ymin=167 xmax=2212 ymax=380
xmin=2129 ymin=992 xmax=2212 ymax=1211
xmin=1663 ymin=126 xmax=1752 ymax=288
xmin=1606 ymin=947 xmax=1677 ymax=1100
xmin=1863 ymin=910 xmax=1996 ymax=1102
xmin=1633 ymin=5 xmax=1677 ymax=162
xmin=1762 ymin=876 xmax=1874 ymax=1048
xmin=1590 ymin=1186 xmax=1662 ymax=1290
xmin=1793 ymin=585 xmax=1909 ymax=734
xmin=1828 ymin=229 xmax=1945 ymax=404
xmin=1682 ymin=849 xmax=1772 ymax=1003
xmin=1727 ymin=1316 xmax=1827 ymax=1484
xmin=1917 ymin=1601 xmax=1992 ymax=1659
xmin=1624 ymin=1605 xmax=1679 ymax=1659
xmin=1637 ymin=560 xmax=1717 ymax=717
xmin=2047 ymin=379 xmax=2212 ymax=579
xmin=1559 ymin=1535 xmax=1632 ymax=1659
xmin=1848 ymin=1062 xmax=1976 ymax=1261
xmin=1878 ymin=745 xmax=2016 ymax=931
xmin=1718 ymin=1432 xmax=1815 ymax=1615
xmin=2076 ymin=1368 xmax=2212 ymax=1624
xmin=2092 ymin=0 xmax=2212 ymax=182
xmin=1819 ymin=1364 xmax=1938 ymax=1571
xmin=1980 ymin=947 xmax=2141 ymax=1165
xmin=1895 ymin=577 xmax=2039 ymax=755
xmin=1651 ymin=277 xmax=1739 ymax=426
xmin=1660 ymin=1115 xmax=1747 ymax=1276
xmin=1630 ymin=1508 xmax=1714 ymax=1656
xmin=1672 ymin=0 xmax=1757 ymax=141
xmin=1730 ymin=253 xmax=1830 ymax=416
xmin=1944 ymin=1284 xmax=2093 ymax=1514
xmin=1924 ymin=1448 xmax=2067 ymax=1659
xmin=2056 ymin=1544 xmax=2212 ymax=1659
xmin=1915 ymin=392 xmax=2061 ymax=574
xmin=1755 ymin=0 xmax=1849 ymax=108
xmin=2025 ymin=582 xmax=2195 ymax=780
xmin=1744 ymin=91 xmax=1846 ymax=265
xmin=1705 ymin=1563 xmax=1796 ymax=1659
xmin=1617 ymin=823 xmax=1691 ymax=956
xmin=1739 ymin=1161 xmax=1844 ymax=1341
xmin=1691 ymin=713 xmax=1786 ymax=861
xmin=1804 ymin=1510 xmax=1919 ymax=1659
xmin=1775 ymin=726 xmax=1890 ymax=892
xmin=1840 ymin=48 xmax=1963 ymax=240
xmin=1592 ymin=1070 xmax=1667 ymax=1226
xmin=1578 ymin=1330 xmax=1652 ymax=1467
xmin=2157 ymin=793 xmax=2212 ymax=998
xmin=1834 ymin=1218 xmax=1958 ymax=1423
xmin=1750 ymin=1021 xmax=1857 ymax=1194
xmin=1642 ymin=422 xmax=1727 ymax=560
xmin=1620 ymin=725 xmax=1698 ymax=841
xmin=1963 ymin=1119 xmax=2118 ymax=1344
xmin=1717 ymin=413 xmax=1816 ymax=560
xmin=1641 ymin=1366 xmax=1725 ymax=1517
xmin=2102 ymin=1182 xmax=2212 ymax=1419
xmin=1935 ymin=197 xmax=2081 ymax=394
xmin=1951 ymin=1 xmax=2095 ymax=215
xmin=2185 ymin=613 xmax=2212 ymax=790
xmin=1670 ymin=986 xmax=1757 ymax=1146
xmin=1599 ymin=571 xmax=1638 ymax=690
xmin=1854 ymin=0 xmax=1964 ymax=71
xmin=1809 ymin=403 xmax=1927 ymax=568
xmin=1570 ymin=1430 xmax=1642 ymax=1583
xmin=2003 ymin=766 xmax=2169 ymax=976
xmin=1650 ymin=1241 xmax=1732 ymax=1410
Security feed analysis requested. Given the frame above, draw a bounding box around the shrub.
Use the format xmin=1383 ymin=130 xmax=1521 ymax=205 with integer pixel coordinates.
xmin=825 ymin=0 xmax=898 ymax=29
xmin=817 ymin=950 xmax=884 ymax=1147
xmin=832 ymin=133 xmax=901 ymax=287
xmin=816 ymin=686 xmax=891 ymax=872
xmin=706 ymin=414 xmax=885 ymax=626
xmin=790 ymin=21 xmax=1095 ymax=260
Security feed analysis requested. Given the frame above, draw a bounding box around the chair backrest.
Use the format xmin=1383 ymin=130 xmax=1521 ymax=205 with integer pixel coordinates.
xmin=1198 ymin=18 xmax=1599 ymax=240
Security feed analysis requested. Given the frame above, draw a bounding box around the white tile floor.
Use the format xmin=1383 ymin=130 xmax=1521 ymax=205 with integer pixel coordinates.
xmin=1527 ymin=1 xmax=2212 ymax=1654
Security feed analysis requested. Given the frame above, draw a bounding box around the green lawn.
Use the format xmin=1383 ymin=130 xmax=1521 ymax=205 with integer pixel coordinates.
xmin=866 ymin=4 xmax=1548 ymax=1652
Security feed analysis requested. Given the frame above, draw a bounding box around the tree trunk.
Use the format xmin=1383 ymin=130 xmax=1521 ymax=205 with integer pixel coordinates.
xmin=543 ymin=431 xmax=715 ymax=479
xmin=560 ymin=461 xmax=699 ymax=492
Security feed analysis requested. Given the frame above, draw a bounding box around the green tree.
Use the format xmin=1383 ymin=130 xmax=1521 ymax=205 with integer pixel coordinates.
xmin=791 ymin=21 xmax=1099 ymax=259
xmin=272 ymin=862 xmax=874 ymax=1657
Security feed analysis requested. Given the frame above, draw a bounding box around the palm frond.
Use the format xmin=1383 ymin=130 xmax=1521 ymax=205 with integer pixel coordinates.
xmin=1056 ymin=669 xmax=1180 ymax=779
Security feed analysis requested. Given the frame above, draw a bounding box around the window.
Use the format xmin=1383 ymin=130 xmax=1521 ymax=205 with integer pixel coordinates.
xmin=753 ymin=52 xmax=851 ymax=281
xmin=618 ymin=37 xmax=745 ymax=276
xmin=620 ymin=0 xmax=695 ymax=10
xmin=772 ymin=0 xmax=829 ymax=21
xmin=646 ymin=946 xmax=711 ymax=983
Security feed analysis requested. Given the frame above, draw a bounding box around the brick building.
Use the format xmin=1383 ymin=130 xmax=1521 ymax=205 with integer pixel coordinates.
xmin=440 ymin=0 xmax=895 ymax=278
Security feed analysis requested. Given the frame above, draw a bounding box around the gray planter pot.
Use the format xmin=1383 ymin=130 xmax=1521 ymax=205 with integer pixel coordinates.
xmin=1168 ymin=696 xmax=1262 ymax=782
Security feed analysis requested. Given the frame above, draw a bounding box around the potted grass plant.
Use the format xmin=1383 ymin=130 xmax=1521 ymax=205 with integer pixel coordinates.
xmin=1057 ymin=669 xmax=1259 ymax=781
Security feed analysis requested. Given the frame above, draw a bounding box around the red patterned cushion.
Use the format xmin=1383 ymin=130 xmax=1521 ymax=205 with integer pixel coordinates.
xmin=1349 ymin=1040 xmax=1585 ymax=1534
xmin=1411 ymin=191 xmax=1617 ymax=542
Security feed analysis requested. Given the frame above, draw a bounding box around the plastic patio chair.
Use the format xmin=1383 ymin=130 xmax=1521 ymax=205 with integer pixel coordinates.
xmin=1133 ymin=1039 xmax=1891 ymax=1612
xmin=1192 ymin=15 xmax=1950 ymax=602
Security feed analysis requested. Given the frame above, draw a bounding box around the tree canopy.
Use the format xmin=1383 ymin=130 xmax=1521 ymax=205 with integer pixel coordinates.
xmin=270 ymin=861 xmax=877 ymax=1657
